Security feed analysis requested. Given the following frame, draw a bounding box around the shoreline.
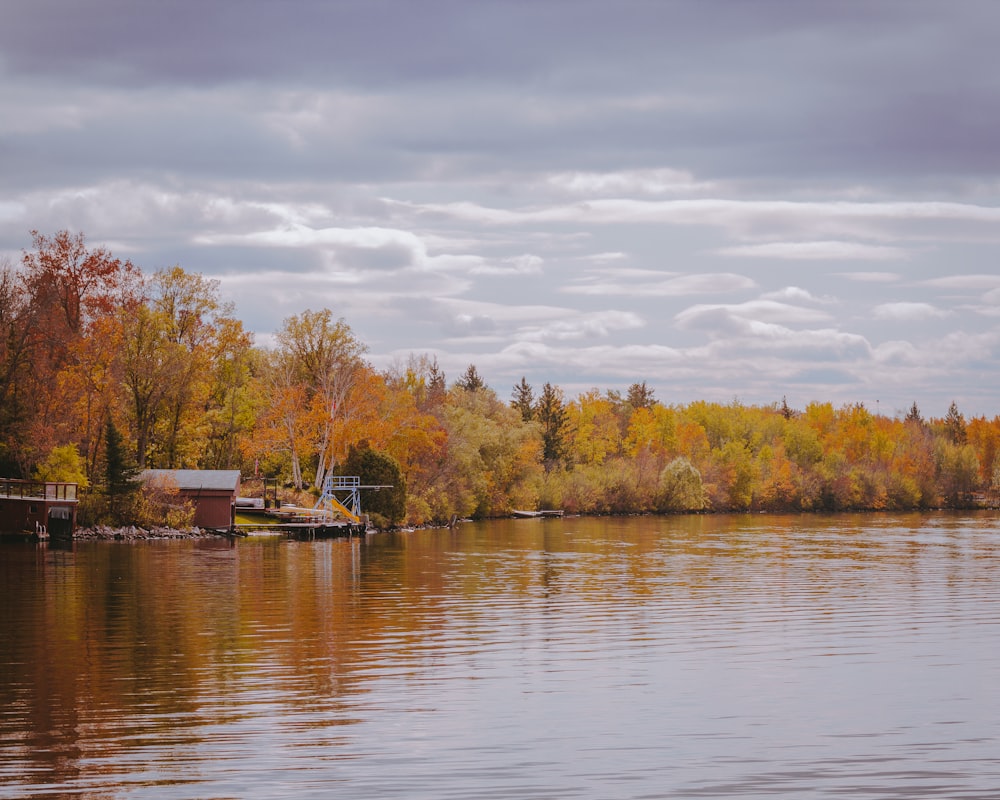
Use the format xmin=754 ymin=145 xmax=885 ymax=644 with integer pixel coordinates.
xmin=45 ymin=506 xmax=1000 ymax=543
xmin=73 ymin=525 xmax=225 ymax=541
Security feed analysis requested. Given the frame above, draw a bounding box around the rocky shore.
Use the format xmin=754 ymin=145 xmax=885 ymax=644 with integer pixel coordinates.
xmin=73 ymin=525 xmax=225 ymax=541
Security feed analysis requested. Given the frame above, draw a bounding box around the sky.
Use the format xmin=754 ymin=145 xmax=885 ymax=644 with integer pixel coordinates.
xmin=2 ymin=1 xmax=1000 ymax=418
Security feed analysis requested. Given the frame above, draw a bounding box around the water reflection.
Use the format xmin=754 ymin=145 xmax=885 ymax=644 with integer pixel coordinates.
xmin=1 ymin=513 xmax=999 ymax=798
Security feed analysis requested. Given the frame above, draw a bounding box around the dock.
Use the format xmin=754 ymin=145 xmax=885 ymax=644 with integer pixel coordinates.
xmin=512 ymin=509 xmax=564 ymax=519
xmin=1 ymin=479 xmax=78 ymax=540
xmin=230 ymin=505 xmax=367 ymax=538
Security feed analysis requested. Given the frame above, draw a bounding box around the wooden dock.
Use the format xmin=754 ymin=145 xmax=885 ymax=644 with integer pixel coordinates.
xmin=230 ymin=506 xmax=367 ymax=538
xmin=512 ymin=509 xmax=564 ymax=519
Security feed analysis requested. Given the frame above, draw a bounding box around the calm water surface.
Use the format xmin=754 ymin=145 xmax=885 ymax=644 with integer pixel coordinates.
xmin=2 ymin=513 xmax=999 ymax=798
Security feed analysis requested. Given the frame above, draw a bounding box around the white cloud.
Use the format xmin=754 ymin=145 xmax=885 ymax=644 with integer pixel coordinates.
xmin=872 ymin=302 xmax=949 ymax=321
xmin=516 ymin=310 xmax=645 ymax=342
xmin=546 ymin=168 xmax=714 ymax=196
xmin=920 ymin=274 xmax=1000 ymax=290
xmin=404 ymin=197 xmax=1000 ymax=241
xmin=470 ymin=253 xmax=544 ymax=276
xmin=565 ymin=272 xmax=756 ymax=296
xmin=761 ymin=286 xmax=836 ymax=304
xmin=675 ymin=300 xmax=833 ymax=331
xmin=837 ymin=271 xmax=902 ymax=283
xmin=716 ymin=240 xmax=907 ymax=260
xmin=580 ymin=251 xmax=628 ymax=263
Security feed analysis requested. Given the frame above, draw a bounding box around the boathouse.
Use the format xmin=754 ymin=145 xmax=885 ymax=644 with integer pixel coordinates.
xmin=140 ymin=469 xmax=241 ymax=529
xmin=0 ymin=479 xmax=78 ymax=538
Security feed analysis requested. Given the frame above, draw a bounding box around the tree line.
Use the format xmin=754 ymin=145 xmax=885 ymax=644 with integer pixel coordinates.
xmin=2 ymin=231 xmax=998 ymax=526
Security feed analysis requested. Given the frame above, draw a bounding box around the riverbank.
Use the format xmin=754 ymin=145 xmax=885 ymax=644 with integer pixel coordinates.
xmin=73 ymin=525 xmax=224 ymax=541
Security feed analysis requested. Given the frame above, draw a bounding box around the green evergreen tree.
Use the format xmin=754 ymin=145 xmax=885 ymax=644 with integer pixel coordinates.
xmin=511 ymin=377 xmax=535 ymax=421
xmin=104 ymin=417 xmax=139 ymax=523
xmin=455 ymin=364 xmax=485 ymax=392
xmin=627 ymin=381 xmax=655 ymax=410
xmin=426 ymin=357 xmax=447 ymax=407
xmin=944 ymin=401 xmax=966 ymax=444
xmin=339 ymin=442 xmax=406 ymax=526
xmin=535 ymin=382 xmax=567 ymax=466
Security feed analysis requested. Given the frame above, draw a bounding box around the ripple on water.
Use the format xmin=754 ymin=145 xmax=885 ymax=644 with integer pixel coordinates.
xmin=1 ymin=514 xmax=999 ymax=798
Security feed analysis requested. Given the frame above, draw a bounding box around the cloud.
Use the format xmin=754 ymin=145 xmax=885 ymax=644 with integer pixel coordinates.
xmin=404 ymin=197 xmax=1000 ymax=242
xmin=837 ymin=272 xmax=901 ymax=283
xmin=675 ymin=300 xmax=833 ymax=332
xmin=579 ymin=251 xmax=628 ymax=263
xmin=716 ymin=240 xmax=907 ymax=260
xmin=761 ymin=286 xmax=836 ymax=304
xmin=516 ymin=310 xmax=645 ymax=342
xmin=4 ymin=1 xmax=1000 ymax=417
xmin=431 ymin=298 xmax=644 ymax=345
xmin=546 ymin=168 xmax=715 ymax=195
xmin=565 ymin=272 xmax=757 ymax=297
xmin=470 ymin=253 xmax=544 ymax=276
xmin=920 ymin=274 xmax=1000 ymax=291
xmin=872 ymin=302 xmax=949 ymax=321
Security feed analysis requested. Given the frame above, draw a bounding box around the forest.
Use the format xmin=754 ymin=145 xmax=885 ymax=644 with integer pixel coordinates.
xmin=2 ymin=231 xmax=998 ymax=527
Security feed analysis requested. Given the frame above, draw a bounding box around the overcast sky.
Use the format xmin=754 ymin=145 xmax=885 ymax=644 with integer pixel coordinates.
xmin=3 ymin=1 xmax=1000 ymax=417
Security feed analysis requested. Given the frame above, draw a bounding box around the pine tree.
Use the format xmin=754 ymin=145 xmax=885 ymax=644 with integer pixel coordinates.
xmin=944 ymin=401 xmax=967 ymax=444
xmin=627 ymin=381 xmax=655 ymax=410
xmin=455 ymin=364 xmax=485 ymax=392
xmin=104 ymin=417 xmax=139 ymax=523
xmin=427 ymin=358 xmax=446 ymax=399
xmin=780 ymin=395 xmax=795 ymax=420
xmin=535 ymin=382 xmax=567 ymax=466
xmin=511 ymin=377 xmax=535 ymax=421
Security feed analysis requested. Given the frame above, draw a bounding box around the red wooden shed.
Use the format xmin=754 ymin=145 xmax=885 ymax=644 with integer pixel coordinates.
xmin=140 ymin=470 xmax=241 ymax=529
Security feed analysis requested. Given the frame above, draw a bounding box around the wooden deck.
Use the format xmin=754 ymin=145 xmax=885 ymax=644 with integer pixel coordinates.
xmin=230 ymin=507 xmax=366 ymax=538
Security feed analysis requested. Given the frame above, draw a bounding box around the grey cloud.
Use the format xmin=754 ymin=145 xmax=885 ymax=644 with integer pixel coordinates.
xmin=4 ymin=1 xmax=1000 ymax=415
xmin=566 ymin=272 xmax=757 ymax=297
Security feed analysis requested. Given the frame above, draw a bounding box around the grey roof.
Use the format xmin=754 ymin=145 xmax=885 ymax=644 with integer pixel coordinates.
xmin=141 ymin=469 xmax=241 ymax=492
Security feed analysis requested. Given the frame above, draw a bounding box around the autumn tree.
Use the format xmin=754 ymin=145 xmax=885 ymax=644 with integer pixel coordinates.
xmin=440 ymin=385 xmax=542 ymax=518
xmin=12 ymin=231 xmax=141 ymax=475
xmin=380 ymin=357 xmax=450 ymax=523
xmin=202 ymin=317 xmax=256 ymax=470
xmin=119 ymin=301 xmax=187 ymax=468
xmin=243 ymin=349 xmax=317 ymax=489
xmin=657 ymin=457 xmax=705 ymax=511
xmin=33 ymin=443 xmax=89 ymax=487
xmin=276 ymin=309 xmax=368 ymax=491
xmin=0 ymin=260 xmax=31 ymax=474
xmin=149 ymin=267 xmax=235 ymax=467
xmin=21 ymin=229 xmax=139 ymax=336
xmin=565 ymin=390 xmax=622 ymax=466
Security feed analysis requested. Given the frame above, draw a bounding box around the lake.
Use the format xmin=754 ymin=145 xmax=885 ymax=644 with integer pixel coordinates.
xmin=2 ymin=513 xmax=999 ymax=799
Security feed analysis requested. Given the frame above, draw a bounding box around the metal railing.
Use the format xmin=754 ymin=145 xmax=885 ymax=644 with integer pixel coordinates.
xmin=0 ymin=479 xmax=78 ymax=502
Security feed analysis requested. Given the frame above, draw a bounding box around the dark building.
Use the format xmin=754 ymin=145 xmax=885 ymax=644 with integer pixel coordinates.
xmin=0 ymin=479 xmax=78 ymax=539
xmin=140 ymin=470 xmax=241 ymax=529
